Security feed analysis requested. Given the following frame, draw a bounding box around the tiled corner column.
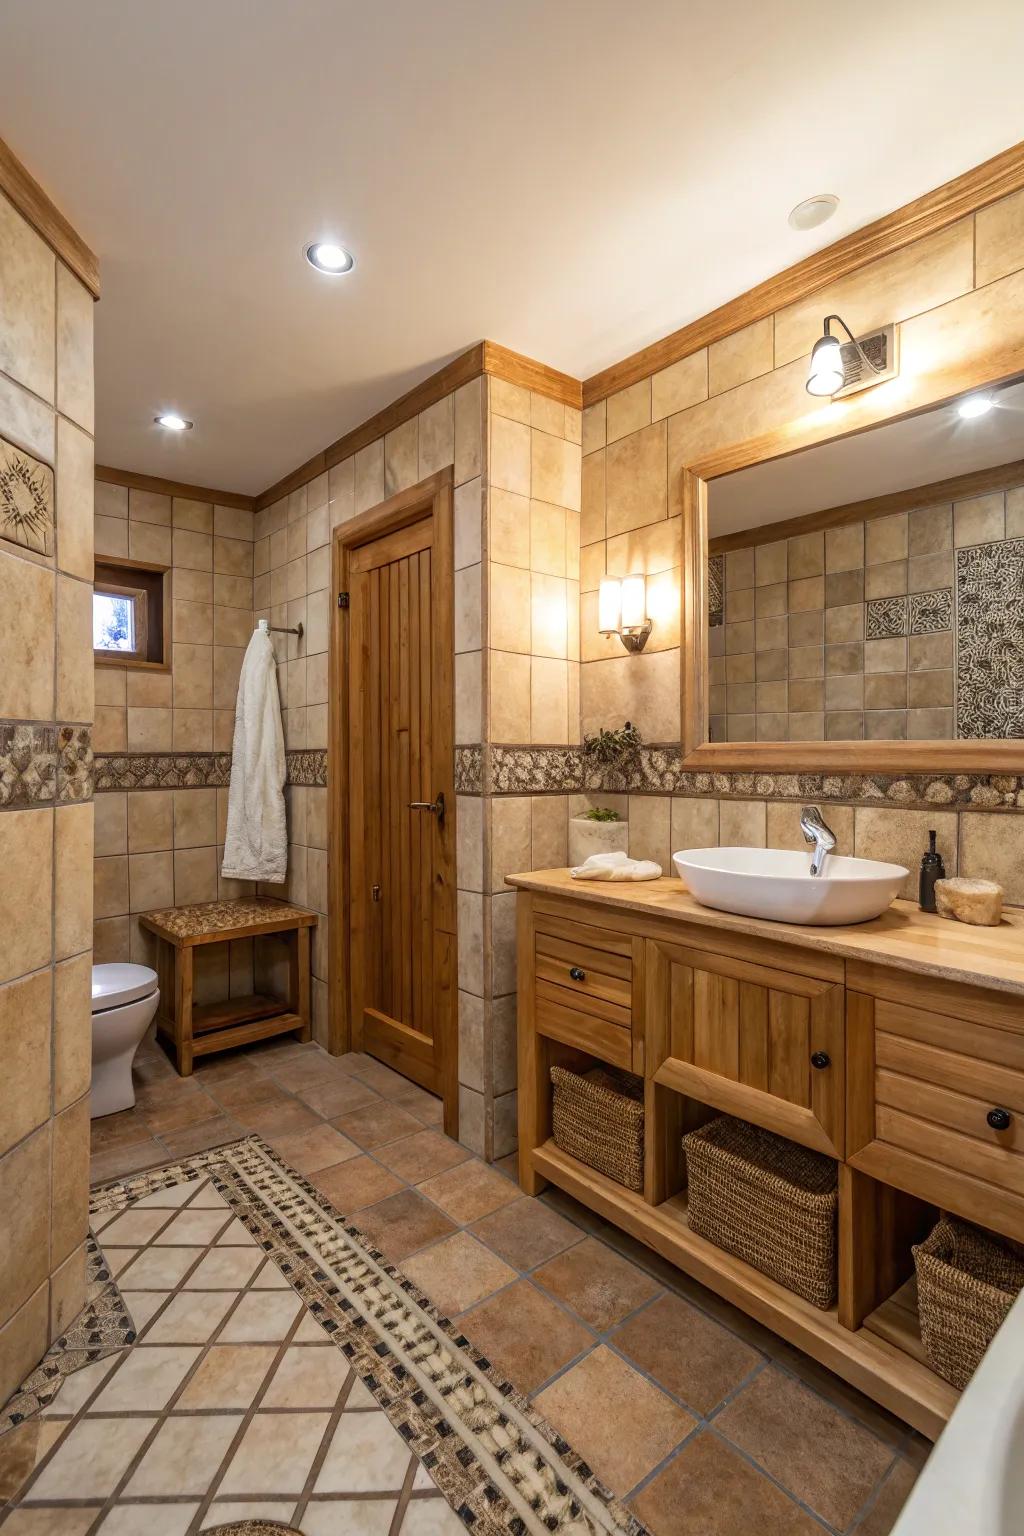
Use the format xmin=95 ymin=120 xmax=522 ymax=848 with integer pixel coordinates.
xmin=466 ymin=377 xmax=582 ymax=1161
xmin=0 ymin=190 xmax=95 ymax=1401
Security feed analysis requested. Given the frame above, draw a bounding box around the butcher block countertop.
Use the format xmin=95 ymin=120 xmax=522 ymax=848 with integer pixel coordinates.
xmin=505 ymin=869 xmax=1024 ymax=998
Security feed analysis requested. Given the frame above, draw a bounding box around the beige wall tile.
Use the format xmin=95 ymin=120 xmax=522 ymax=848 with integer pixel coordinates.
xmin=127 ymin=790 xmax=173 ymax=854
xmin=581 ymin=450 xmax=606 ymax=545
xmin=49 ymin=1240 xmax=86 ymax=1341
xmin=129 ymin=851 xmax=174 ymax=913
xmin=129 ymin=520 xmax=172 ymax=564
xmin=490 ymin=797 xmax=532 ymax=891
xmin=174 ymin=846 xmax=218 ymax=905
xmin=708 ymin=318 xmax=774 ymax=397
xmin=489 ymin=565 xmax=531 ymax=653
xmin=129 ymin=488 xmax=171 ymax=525
xmin=127 ymin=706 xmax=172 ymax=752
xmin=489 ymin=651 xmax=530 ymax=741
xmin=490 ymin=377 xmax=531 ymax=425
xmin=605 ymin=422 xmax=667 ymax=537
xmin=94 ymin=513 xmax=129 ymax=558
xmin=960 ymin=811 xmax=1024 ymax=905
xmin=172 ymin=643 xmax=213 ymax=708
xmin=530 ymin=501 xmax=566 ymax=576
xmin=531 ymin=796 xmax=568 ymax=869
xmin=353 ymin=439 xmax=385 ymax=514
xmin=51 ymin=1095 xmax=89 ymax=1266
xmin=94 ymin=792 xmax=127 ymax=856
xmin=95 ymin=482 xmax=128 ymax=521
xmin=56 ymin=575 xmax=94 ymax=723
xmin=173 ymin=788 xmax=217 ymax=848
xmin=54 ymin=951 xmax=91 ymax=1113
xmin=456 ymin=794 xmax=484 ymax=894
xmin=0 ymin=968 xmax=51 ymax=1156
xmin=531 ymin=656 xmax=568 ymax=743
xmin=582 ymin=401 xmax=606 ymax=455
xmin=454 ymin=478 xmax=482 ymax=573
xmin=94 ymin=855 xmax=128 ymax=919
xmin=93 ymin=704 xmax=127 ymax=752
xmin=214 ymin=504 xmax=255 ymax=541
xmin=56 ymin=418 xmax=94 ymax=580
xmin=0 ymin=192 xmax=55 ymax=401
xmin=580 ymin=648 xmax=679 ymax=742
xmin=531 ymin=391 xmax=566 ymax=437
xmin=454 ymin=376 xmax=483 ymax=485
xmin=605 ymin=517 xmax=681 ymax=577
xmin=627 ymin=796 xmax=671 ymax=867
xmin=418 ymin=394 xmax=454 ymax=478
xmin=55 ymin=803 xmax=93 ymax=959
xmin=455 ymin=564 xmax=482 ymax=654
xmin=490 ymin=488 xmax=530 ymax=568
xmin=458 ymin=990 xmax=484 ymax=1092
xmin=173 ymin=498 xmax=213 ymax=534
xmin=854 ymin=807 xmax=956 ymax=899
xmin=0 ymin=552 xmax=54 ymax=721
xmin=651 ymin=351 xmax=707 ymax=422
xmin=384 ymin=416 xmax=418 ymax=495
xmin=454 ymin=650 xmax=482 ymax=743
xmin=55 ymin=262 xmax=94 ymax=432
xmin=213 ymin=536 xmax=253 ymax=577
xmin=531 ymin=573 xmax=568 ymax=659
xmin=975 ymin=186 xmax=1024 ymax=288
xmin=531 ymin=429 xmax=581 ymax=511
xmin=0 ymin=1281 xmax=49 ymax=1407
xmin=670 ymin=796 xmax=720 ymax=852
xmin=606 ymin=380 xmax=652 ymax=444
xmin=0 ymin=1127 xmax=50 ymax=1328
xmin=0 ymin=809 xmax=52 ymax=980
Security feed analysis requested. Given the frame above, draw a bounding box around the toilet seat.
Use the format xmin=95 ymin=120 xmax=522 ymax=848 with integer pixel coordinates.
xmin=92 ymin=962 xmax=158 ymax=1015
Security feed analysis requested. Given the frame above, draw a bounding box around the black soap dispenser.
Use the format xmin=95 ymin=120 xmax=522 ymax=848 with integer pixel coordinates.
xmin=919 ymin=830 xmax=945 ymax=912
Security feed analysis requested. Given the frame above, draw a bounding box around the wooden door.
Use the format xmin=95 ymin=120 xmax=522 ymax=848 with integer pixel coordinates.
xmin=339 ymin=476 xmax=457 ymax=1136
xmin=645 ymin=936 xmax=845 ymax=1158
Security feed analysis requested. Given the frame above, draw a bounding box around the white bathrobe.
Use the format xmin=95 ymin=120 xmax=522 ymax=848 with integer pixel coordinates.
xmin=221 ymin=628 xmax=288 ymax=884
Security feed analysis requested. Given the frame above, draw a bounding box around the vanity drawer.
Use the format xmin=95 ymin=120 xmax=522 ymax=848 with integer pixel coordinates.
xmin=533 ymin=915 xmax=638 ymax=1070
xmin=850 ymin=995 xmax=1024 ymax=1240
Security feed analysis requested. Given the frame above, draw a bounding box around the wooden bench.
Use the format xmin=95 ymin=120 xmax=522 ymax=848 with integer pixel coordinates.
xmin=140 ymin=897 xmax=318 ymax=1074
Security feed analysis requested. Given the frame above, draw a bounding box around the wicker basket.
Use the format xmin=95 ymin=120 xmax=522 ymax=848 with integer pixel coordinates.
xmin=913 ymin=1217 xmax=1024 ymax=1389
xmin=684 ymin=1115 xmax=838 ymax=1308
xmin=550 ymin=1064 xmax=645 ymax=1192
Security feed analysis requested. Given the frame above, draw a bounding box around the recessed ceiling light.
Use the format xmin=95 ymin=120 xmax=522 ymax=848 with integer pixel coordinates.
xmin=154 ymin=413 xmax=193 ymax=431
xmin=958 ymin=395 xmax=993 ymax=420
xmin=305 ymin=241 xmax=355 ymax=275
xmin=788 ymin=194 xmax=840 ymax=232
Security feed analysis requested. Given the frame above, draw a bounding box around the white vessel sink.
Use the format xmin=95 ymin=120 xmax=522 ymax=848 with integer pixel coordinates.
xmin=673 ymin=846 xmax=908 ymax=926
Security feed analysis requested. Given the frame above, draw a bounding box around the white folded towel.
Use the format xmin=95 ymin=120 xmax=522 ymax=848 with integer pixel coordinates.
xmin=221 ymin=627 xmax=288 ymax=884
xmin=570 ymin=850 xmax=662 ymax=882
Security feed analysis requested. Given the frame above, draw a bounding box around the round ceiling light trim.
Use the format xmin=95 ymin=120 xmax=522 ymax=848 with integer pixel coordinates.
xmin=788 ymin=194 xmax=840 ymax=232
xmin=305 ymin=241 xmax=355 ymax=275
xmin=154 ymin=413 xmax=193 ymax=431
xmin=958 ymin=394 xmax=994 ymax=420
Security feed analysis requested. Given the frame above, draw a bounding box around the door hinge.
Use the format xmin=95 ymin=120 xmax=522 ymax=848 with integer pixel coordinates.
xmin=338 ymin=591 xmax=350 ymax=609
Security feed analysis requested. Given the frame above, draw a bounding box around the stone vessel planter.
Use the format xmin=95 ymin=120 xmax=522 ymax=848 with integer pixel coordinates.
xmin=568 ymin=816 xmax=629 ymax=867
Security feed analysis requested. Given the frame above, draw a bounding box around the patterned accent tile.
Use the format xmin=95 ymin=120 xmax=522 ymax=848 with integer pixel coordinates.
xmin=0 ymin=722 xmax=57 ymax=807
xmin=956 ymin=541 xmax=1024 ymax=738
xmin=454 ymin=745 xmax=483 ymax=794
xmin=57 ymin=725 xmax=94 ymax=802
xmin=908 ymin=587 xmax=952 ymax=636
xmin=708 ymin=553 xmax=725 ymax=627
xmin=0 ymin=435 xmax=53 ymax=556
xmin=95 ymin=752 xmax=232 ymax=791
xmin=285 ymin=749 xmax=327 ymax=787
xmin=865 ymin=596 xmax=907 ymax=640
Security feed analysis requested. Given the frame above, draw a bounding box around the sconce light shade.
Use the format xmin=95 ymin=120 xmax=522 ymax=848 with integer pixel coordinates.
xmin=620 ymin=573 xmax=648 ymax=631
xmin=805 ymin=333 xmax=845 ymax=397
xmin=598 ymin=577 xmax=622 ymax=635
xmin=598 ymin=574 xmax=652 ymax=652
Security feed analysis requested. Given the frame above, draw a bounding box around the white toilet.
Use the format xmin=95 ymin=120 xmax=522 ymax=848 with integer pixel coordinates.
xmin=91 ymin=963 xmax=161 ymax=1118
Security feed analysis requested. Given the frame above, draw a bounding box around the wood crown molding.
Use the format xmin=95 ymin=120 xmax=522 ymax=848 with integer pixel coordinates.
xmin=583 ymin=137 xmax=1024 ymax=407
xmin=95 ymin=464 xmax=255 ymax=512
xmin=708 ymin=455 xmax=1024 ymax=555
xmin=255 ymin=341 xmax=582 ymax=510
xmin=0 ymin=135 xmax=99 ymax=298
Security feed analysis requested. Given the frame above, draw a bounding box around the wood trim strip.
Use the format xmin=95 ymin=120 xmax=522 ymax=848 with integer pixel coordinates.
xmin=709 ymin=455 xmax=1024 ymax=555
xmin=583 ymin=137 xmax=1024 ymax=406
xmin=256 ymin=341 xmax=582 ymax=510
xmin=0 ymin=134 xmax=99 ymax=298
xmin=96 ymin=463 xmax=254 ymax=511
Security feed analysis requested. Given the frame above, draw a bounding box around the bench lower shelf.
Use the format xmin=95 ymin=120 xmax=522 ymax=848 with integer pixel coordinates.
xmin=532 ymin=1139 xmax=957 ymax=1439
xmin=158 ymin=1005 xmax=306 ymax=1058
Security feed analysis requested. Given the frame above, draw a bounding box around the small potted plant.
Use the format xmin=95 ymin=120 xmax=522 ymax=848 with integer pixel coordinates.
xmin=568 ymin=803 xmax=629 ymax=866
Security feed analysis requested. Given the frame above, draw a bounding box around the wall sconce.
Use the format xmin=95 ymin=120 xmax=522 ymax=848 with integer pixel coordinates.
xmin=806 ymin=313 xmax=897 ymax=399
xmin=598 ymin=573 xmax=652 ymax=653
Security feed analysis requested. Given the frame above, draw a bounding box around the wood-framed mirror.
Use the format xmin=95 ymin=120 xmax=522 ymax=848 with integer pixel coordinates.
xmin=680 ymin=363 xmax=1024 ymax=772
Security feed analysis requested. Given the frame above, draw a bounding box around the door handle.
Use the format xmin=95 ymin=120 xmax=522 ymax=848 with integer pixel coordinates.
xmin=408 ymin=792 xmax=445 ymax=828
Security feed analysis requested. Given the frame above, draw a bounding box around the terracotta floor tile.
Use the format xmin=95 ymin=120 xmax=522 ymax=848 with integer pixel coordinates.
xmin=176 ymin=1344 xmax=278 ymax=1409
xmin=233 ymin=1099 xmax=323 ymax=1137
xmin=137 ymin=1087 xmax=221 ymax=1134
xmin=331 ymin=1099 xmax=424 ymax=1150
xmin=853 ymin=1456 xmax=919 ymax=1536
xmin=493 ymin=1152 xmax=519 ymax=1181
xmin=470 ymin=1197 xmax=583 ymax=1271
xmin=768 ymin=1333 xmax=914 ymax=1448
xmin=292 ymin=1076 xmax=380 ymax=1118
xmin=352 ymin=1188 xmax=458 ymax=1262
xmin=268 ymin=1123 xmax=361 ymax=1173
xmin=376 ymin=1129 xmax=470 ymax=1183
xmin=346 ymin=1059 xmax=418 ymax=1098
xmin=310 ymin=1155 xmax=406 ymax=1214
xmin=90 ymin=1108 xmax=153 ymax=1154
xmin=535 ymin=1346 xmax=694 ymax=1497
xmin=394 ymin=1083 xmax=445 ymax=1123
xmin=714 ymin=1365 xmax=895 ymax=1529
xmin=611 ymin=1292 xmax=763 ymax=1414
xmin=631 ymin=1430 xmax=821 ymax=1536
xmin=418 ymin=1159 xmax=522 ymax=1225
xmin=459 ymin=1279 xmax=591 ymax=1393
xmin=534 ymin=1237 xmax=662 ymax=1331
xmin=401 ymin=1231 xmax=517 ymax=1315
xmin=206 ymin=1075 xmax=290 ymax=1110
xmin=158 ymin=1114 xmax=245 ymax=1159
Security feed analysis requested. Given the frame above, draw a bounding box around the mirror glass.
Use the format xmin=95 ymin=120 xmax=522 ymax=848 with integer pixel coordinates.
xmin=706 ymin=378 xmax=1024 ymax=743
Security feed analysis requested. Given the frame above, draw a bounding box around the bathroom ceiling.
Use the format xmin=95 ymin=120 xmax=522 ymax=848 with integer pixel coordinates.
xmin=4 ymin=0 xmax=1024 ymax=495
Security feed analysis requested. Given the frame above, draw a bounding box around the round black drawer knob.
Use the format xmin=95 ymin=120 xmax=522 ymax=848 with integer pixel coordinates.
xmin=569 ymin=966 xmax=586 ymax=982
xmin=810 ymin=1051 xmax=831 ymax=1070
xmin=987 ymin=1107 xmax=1013 ymax=1131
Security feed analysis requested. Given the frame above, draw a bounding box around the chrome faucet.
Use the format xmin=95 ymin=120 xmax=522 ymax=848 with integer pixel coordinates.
xmin=800 ymin=805 xmax=837 ymax=877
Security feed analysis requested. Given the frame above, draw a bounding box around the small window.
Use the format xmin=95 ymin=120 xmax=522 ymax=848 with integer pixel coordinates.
xmin=93 ymin=558 xmax=170 ymax=669
xmin=93 ymin=585 xmax=146 ymax=656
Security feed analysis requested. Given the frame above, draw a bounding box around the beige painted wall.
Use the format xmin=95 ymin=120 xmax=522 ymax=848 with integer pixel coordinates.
xmin=0 ymin=190 xmax=94 ymax=1402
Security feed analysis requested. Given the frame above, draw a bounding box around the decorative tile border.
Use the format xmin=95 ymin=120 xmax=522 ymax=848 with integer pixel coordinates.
xmin=0 ymin=434 xmax=53 ymax=557
xmin=455 ymin=743 xmax=483 ymax=794
xmin=86 ymin=1138 xmax=648 ymax=1536
xmin=285 ymin=747 xmax=327 ymax=786
xmin=0 ymin=722 xmax=93 ymax=808
xmin=483 ymin=743 xmax=1024 ymax=808
xmin=95 ymin=751 xmax=232 ymax=791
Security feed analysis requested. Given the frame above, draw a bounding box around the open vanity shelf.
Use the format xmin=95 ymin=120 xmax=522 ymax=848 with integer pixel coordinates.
xmin=509 ymin=870 xmax=1024 ymax=1440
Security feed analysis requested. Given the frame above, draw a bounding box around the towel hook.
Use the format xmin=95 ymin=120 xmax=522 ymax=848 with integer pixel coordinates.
xmin=257 ymin=617 xmax=304 ymax=639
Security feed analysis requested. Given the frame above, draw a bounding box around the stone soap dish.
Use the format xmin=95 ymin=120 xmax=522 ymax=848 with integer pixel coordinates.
xmin=934 ymin=877 xmax=1004 ymax=926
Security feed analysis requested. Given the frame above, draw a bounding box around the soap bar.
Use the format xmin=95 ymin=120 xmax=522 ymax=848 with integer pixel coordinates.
xmin=934 ymin=877 xmax=1003 ymax=926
